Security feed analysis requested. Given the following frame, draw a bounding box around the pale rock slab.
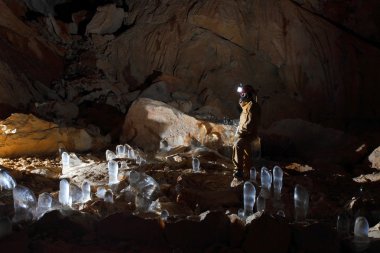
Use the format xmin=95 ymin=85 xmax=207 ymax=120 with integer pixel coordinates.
xmin=0 ymin=113 xmax=109 ymax=157
xmin=368 ymin=146 xmax=380 ymax=170
xmin=86 ymin=4 xmax=124 ymax=35
xmin=121 ymin=98 xmax=235 ymax=152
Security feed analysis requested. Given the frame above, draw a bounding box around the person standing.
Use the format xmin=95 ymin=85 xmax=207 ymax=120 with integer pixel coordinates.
xmin=231 ymin=84 xmax=261 ymax=187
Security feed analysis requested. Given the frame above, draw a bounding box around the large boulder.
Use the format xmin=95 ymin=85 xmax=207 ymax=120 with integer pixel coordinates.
xmin=369 ymin=146 xmax=380 ymax=170
xmin=121 ymin=98 xmax=235 ymax=153
xmin=0 ymin=113 xmax=110 ymax=157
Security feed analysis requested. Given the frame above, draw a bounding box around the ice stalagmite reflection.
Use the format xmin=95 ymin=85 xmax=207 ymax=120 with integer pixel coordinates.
xmin=294 ymin=184 xmax=309 ymax=222
xmin=250 ymin=167 xmax=257 ymax=183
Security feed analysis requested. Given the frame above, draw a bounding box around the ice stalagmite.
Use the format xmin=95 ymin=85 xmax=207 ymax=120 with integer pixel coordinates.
xmin=106 ymin=149 xmax=116 ymax=161
xmin=61 ymin=152 xmax=70 ymax=172
xmin=243 ymin=181 xmax=256 ymax=216
xmin=353 ymin=216 xmax=370 ymax=252
xmin=70 ymin=184 xmax=83 ymax=204
xmin=104 ymin=190 xmax=114 ymax=203
xmin=35 ymin=192 xmax=52 ymax=219
xmin=108 ymin=160 xmax=119 ymax=185
xmin=81 ymin=180 xmax=91 ymax=202
xmin=260 ymin=167 xmax=272 ymax=199
xmin=116 ymin=144 xmax=126 ymax=158
xmin=128 ymin=170 xmax=160 ymax=212
xmin=161 ymin=210 xmax=169 ymax=221
xmin=192 ymin=157 xmax=200 ymax=173
xmin=12 ymin=185 xmax=37 ymax=222
xmin=273 ymin=166 xmax=283 ymax=200
xmin=0 ymin=169 xmax=16 ymax=190
xmin=59 ymin=179 xmax=71 ymax=206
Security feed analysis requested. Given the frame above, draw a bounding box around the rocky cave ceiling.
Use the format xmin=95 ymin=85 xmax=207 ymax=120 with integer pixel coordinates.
xmin=0 ymin=0 xmax=379 ymax=132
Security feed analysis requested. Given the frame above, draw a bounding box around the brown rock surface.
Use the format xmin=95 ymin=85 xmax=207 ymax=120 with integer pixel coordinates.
xmin=0 ymin=113 xmax=110 ymax=157
xmin=0 ymin=0 xmax=63 ymax=106
xmin=121 ymin=98 xmax=235 ymax=152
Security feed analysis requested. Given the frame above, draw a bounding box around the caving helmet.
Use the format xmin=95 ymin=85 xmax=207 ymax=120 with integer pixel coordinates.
xmin=237 ymin=83 xmax=257 ymax=102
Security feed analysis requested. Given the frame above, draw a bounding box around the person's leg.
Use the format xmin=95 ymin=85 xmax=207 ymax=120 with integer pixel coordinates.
xmin=242 ymin=139 xmax=253 ymax=178
xmin=233 ymin=137 xmax=251 ymax=179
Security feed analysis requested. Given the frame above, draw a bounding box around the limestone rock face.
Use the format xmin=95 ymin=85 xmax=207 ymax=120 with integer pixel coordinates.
xmin=0 ymin=113 xmax=109 ymax=157
xmin=107 ymin=0 xmax=380 ymax=126
xmin=0 ymin=0 xmax=63 ymax=107
xmin=121 ymin=98 xmax=235 ymax=152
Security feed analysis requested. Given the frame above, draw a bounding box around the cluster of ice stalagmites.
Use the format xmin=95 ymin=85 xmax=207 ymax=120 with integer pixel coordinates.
xmin=0 ymin=143 xmax=164 ymax=238
xmin=238 ymin=165 xmax=305 ymax=222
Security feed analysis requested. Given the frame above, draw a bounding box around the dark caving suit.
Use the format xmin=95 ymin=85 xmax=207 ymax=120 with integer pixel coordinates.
xmin=232 ymin=97 xmax=261 ymax=179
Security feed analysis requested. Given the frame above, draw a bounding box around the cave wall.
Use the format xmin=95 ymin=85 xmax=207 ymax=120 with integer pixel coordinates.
xmin=0 ymin=0 xmax=379 ymax=129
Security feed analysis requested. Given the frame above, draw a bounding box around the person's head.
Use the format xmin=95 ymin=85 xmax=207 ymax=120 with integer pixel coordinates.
xmin=237 ymin=84 xmax=257 ymax=103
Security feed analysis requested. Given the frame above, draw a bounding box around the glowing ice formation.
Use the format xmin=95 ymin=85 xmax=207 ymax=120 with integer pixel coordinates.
xmin=81 ymin=180 xmax=91 ymax=202
xmin=96 ymin=187 xmax=106 ymax=199
xmin=35 ymin=192 xmax=52 ymax=219
xmin=273 ymin=166 xmax=283 ymax=200
xmin=243 ymin=181 xmax=256 ymax=216
xmin=104 ymin=190 xmax=114 ymax=203
xmin=61 ymin=152 xmax=70 ymax=171
xmin=70 ymin=184 xmax=83 ymax=204
xmin=354 ymin=216 xmax=369 ymax=238
xmin=260 ymin=167 xmax=272 ymax=199
xmin=59 ymin=179 xmax=71 ymax=206
xmin=108 ymin=160 xmax=119 ymax=185
xmin=116 ymin=144 xmax=126 ymax=158
xmin=161 ymin=209 xmax=169 ymax=221
xmin=12 ymin=185 xmax=37 ymax=222
xmin=0 ymin=169 xmax=16 ymax=190
xmin=106 ymin=149 xmax=116 ymax=161
xmin=294 ymin=184 xmax=309 ymax=222
xmin=192 ymin=157 xmax=200 ymax=173
xmin=353 ymin=216 xmax=370 ymax=252
xmin=128 ymin=170 xmax=159 ymax=200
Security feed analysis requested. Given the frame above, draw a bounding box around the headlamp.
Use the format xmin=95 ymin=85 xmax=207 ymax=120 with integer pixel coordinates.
xmin=237 ymin=83 xmax=243 ymax=93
